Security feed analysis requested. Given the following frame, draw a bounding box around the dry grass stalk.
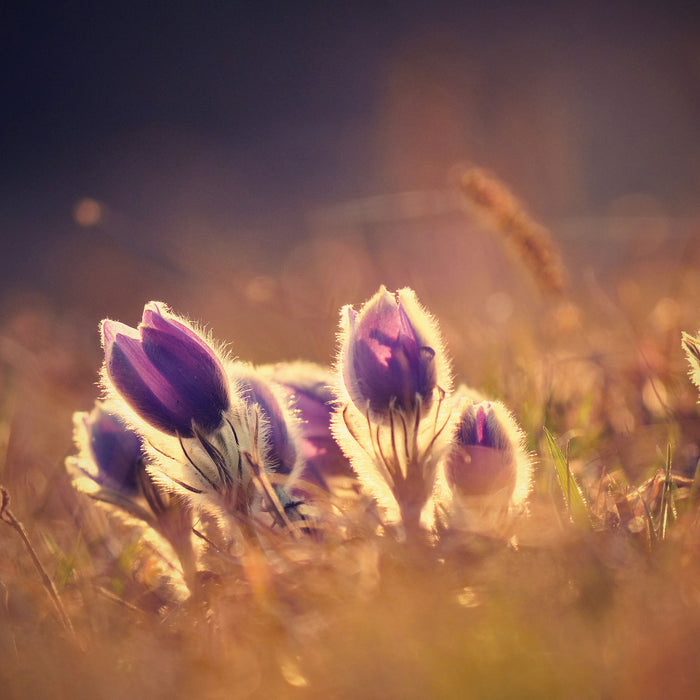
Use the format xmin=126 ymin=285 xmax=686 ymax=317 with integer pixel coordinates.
xmin=458 ymin=167 xmax=567 ymax=295
xmin=0 ymin=485 xmax=74 ymax=635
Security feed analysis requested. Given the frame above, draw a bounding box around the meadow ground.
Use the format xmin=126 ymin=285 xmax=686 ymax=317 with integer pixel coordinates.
xmin=2 ymin=177 xmax=700 ymax=699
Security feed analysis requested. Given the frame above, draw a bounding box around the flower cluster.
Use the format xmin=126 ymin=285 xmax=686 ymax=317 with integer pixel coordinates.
xmin=97 ymin=302 xmax=307 ymax=530
xmin=68 ymin=288 xmax=532 ymax=592
xmin=332 ymin=286 xmax=531 ymax=537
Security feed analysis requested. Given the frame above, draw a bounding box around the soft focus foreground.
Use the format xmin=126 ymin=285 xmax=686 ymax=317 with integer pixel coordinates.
xmin=2 ymin=175 xmax=700 ymax=699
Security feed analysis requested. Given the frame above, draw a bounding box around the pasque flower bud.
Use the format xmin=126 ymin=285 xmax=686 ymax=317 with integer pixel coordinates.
xmin=68 ymin=399 xmax=198 ymax=597
xmin=339 ymin=286 xmax=447 ymax=418
xmin=444 ymin=401 xmax=518 ymax=497
xmin=232 ymin=367 xmax=298 ymax=476
xmin=333 ymin=286 xmax=453 ymax=536
xmin=102 ymin=302 xmax=229 ymax=437
xmin=76 ymin=402 xmax=143 ymax=494
xmin=266 ymin=361 xmax=353 ymax=487
xmin=431 ymin=389 xmax=533 ymax=536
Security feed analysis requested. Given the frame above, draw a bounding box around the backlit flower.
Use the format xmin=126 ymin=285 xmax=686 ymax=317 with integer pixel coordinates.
xmin=444 ymin=401 xmax=518 ymax=497
xmin=333 ymin=287 xmax=453 ymax=535
xmin=267 ymin=361 xmax=353 ymax=488
xmin=71 ymin=402 xmax=143 ymax=495
xmin=102 ymin=302 xmax=229 ymax=437
xmin=339 ymin=286 xmax=448 ymax=418
xmin=682 ymin=331 xmax=700 ymax=393
xmin=232 ymin=366 xmax=298 ymax=476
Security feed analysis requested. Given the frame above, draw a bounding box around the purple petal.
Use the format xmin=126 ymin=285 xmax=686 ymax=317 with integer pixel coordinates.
xmin=290 ymin=390 xmax=333 ymax=440
xmin=475 ymin=404 xmax=487 ymax=445
xmin=86 ymin=405 xmax=142 ymax=494
xmin=277 ymin=387 xmax=352 ymax=485
xmin=239 ymin=373 xmax=296 ymax=475
xmin=142 ymin=302 xmax=223 ymax=361
xmin=104 ymin=324 xmax=196 ymax=436
xmin=271 ymin=363 xmax=354 ymax=486
xmin=445 ymin=444 xmax=516 ymax=496
xmin=140 ymin=326 xmax=229 ymax=433
xmin=348 ymin=288 xmax=436 ymax=414
xmin=102 ymin=305 xmax=230 ymax=437
xmin=455 ymin=401 xmax=504 ymax=450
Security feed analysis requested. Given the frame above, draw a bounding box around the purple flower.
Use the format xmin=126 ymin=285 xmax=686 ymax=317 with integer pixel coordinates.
xmin=102 ymin=302 xmax=229 ymax=437
xmin=341 ymin=287 xmax=440 ymax=416
xmin=82 ymin=403 xmax=143 ymax=494
xmin=235 ymin=369 xmax=297 ymax=475
xmin=270 ymin=362 xmax=353 ymax=487
xmin=445 ymin=401 xmax=517 ymax=496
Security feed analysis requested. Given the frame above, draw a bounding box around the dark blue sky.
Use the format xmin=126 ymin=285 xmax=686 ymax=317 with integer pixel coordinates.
xmin=2 ymin=1 xmax=700 ymax=302
xmin=4 ymin=2 xmax=699 ymax=190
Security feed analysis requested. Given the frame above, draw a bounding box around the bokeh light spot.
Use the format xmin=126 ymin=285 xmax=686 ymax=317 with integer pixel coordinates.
xmin=73 ymin=198 xmax=103 ymax=227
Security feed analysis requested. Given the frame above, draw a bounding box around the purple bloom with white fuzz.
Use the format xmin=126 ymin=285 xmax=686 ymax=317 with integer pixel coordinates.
xmin=340 ymin=287 xmax=440 ymax=417
xmin=269 ymin=362 xmax=353 ymax=487
xmin=445 ymin=401 xmax=518 ymax=496
xmin=82 ymin=403 xmax=143 ymax=494
xmin=69 ymin=400 xmax=198 ymax=596
xmin=332 ymin=287 xmax=454 ymax=535
xmin=236 ymin=370 xmax=297 ymax=475
xmin=102 ymin=302 xmax=229 ymax=437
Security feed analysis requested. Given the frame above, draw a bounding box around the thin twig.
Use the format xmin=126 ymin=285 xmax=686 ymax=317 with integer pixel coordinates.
xmin=660 ymin=444 xmax=673 ymax=541
xmin=0 ymin=486 xmax=74 ymax=635
xmin=566 ymin=440 xmax=571 ymax=512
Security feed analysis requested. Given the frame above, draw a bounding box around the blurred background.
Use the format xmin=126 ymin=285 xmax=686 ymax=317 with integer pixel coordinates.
xmin=2 ymin=1 xmax=700 ymax=411
xmin=3 ymin=9 xmax=700 ymax=693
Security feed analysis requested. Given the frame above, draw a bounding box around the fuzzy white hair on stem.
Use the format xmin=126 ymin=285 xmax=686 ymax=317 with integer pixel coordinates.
xmin=331 ymin=286 xmax=456 ymax=535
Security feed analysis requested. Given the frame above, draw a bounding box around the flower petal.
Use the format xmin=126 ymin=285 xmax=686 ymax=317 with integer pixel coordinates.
xmin=237 ymin=371 xmax=296 ymax=475
xmin=86 ymin=404 xmax=143 ymax=493
xmin=344 ymin=286 xmax=438 ymax=415
xmin=445 ymin=444 xmax=516 ymax=496
xmin=104 ymin=324 xmax=195 ymax=436
xmin=140 ymin=326 xmax=229 ymax=433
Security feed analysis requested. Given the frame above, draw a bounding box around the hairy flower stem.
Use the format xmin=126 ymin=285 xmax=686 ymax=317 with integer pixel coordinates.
xmin=160 ymin=515 xmax=198 ymax=595
xmin=398 ymin=504 xmax=424 ymax=543
xmin=175 ymin=537 xmax=198 ymax=597
xmin=0 ymin=486 xmax=74 ymax=635
xmin=394 ymin=460 xmax=432 ymax=543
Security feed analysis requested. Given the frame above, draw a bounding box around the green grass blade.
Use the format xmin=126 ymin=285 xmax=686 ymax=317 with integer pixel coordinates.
xmin=543 ymin=427 xmax=592 ymax=529
xmin=689 ymin=459 xmax=700 ymax=509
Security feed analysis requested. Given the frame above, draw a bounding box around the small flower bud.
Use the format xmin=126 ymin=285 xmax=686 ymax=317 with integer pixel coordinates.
xmin=68 ymin=400 xmax=198 ymax=597
xmin=102 ymin=302 xmax=229 ymax=437
xmin=445 ymin=401 xmax=518 ymax=496
xmin=445 ymin=402 xmax=516 ymax=495
xmin=77 ymin=402 xmax=143 ymax=494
